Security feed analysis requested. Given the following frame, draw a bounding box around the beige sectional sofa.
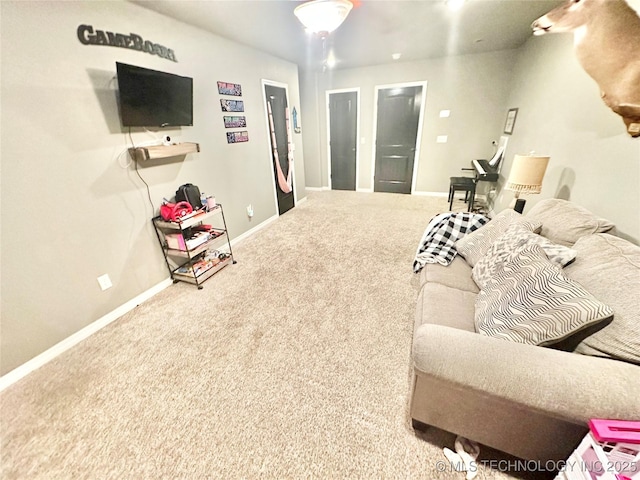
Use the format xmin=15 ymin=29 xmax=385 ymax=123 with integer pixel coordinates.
xmin=410 ymin=199 xmax=640 ymax=462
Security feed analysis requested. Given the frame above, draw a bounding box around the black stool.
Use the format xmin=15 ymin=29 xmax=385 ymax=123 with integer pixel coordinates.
xmin=448 ymin=177 xmax=476 ymax=211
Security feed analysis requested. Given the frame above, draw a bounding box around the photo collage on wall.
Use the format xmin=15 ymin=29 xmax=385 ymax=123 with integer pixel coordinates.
xmin=218 ymin=81 xmax=248 ymax=144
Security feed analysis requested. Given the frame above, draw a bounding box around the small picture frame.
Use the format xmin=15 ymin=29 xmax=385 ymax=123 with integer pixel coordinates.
xmin=292 ymin=106 xmax=301 ymax=134
xmin=223 ymin=116 xmax=247 ymax=128
xmin=226 ymin=131 xmax=249 ymax=143
xmin=217 ymin=81 xmax=242 ymax=96
xmin=504 ymin=108 xmax=518 ymax=135
xmin=221 ymin=99 xmax=244 ymax=112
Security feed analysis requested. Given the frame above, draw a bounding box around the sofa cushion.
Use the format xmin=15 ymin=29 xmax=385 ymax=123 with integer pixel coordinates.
xmin=415 ymin=282 xmax=477 ymax=337
xmin=419 ymin=257 xmax=479 ymax=293
xmin=455 ymin=209 xmax=541 ymax=267
xmin=564 ymin=234 xmax=640 ymax=365
xmin=472 ymin=223 xmax=577 ymax=290
xmin=475 ymin=245 xmax=614 ymax=347
xmin=526 ymin=198 xmax=615 ymax=247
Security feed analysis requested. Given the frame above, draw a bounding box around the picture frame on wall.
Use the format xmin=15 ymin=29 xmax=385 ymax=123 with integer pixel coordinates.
xmin=504 ymin=108 xmax=518 ymax=135
xmin=226 ymin=131 xmax=249 ymax=143
xmin=292 ymin=106 xmax=301 ymax=134
xmin=223 ymin=116 xmax=247 ymax=128
xmin=221 ymin=99 xmax=244 ymax=112
xmin=217 ymin=81 xmax=242 ymax=96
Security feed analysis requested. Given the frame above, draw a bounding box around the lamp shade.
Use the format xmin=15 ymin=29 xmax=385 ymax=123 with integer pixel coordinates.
xmin=294 ymin=0 xmax=353 ymax=34
xmin=505 ymin=154 xmax=550 ymax=195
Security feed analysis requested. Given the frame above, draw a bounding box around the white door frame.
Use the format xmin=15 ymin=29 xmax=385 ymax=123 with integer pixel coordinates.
xmin=371 ymin=81 xmax=427 ymax=194
xmin=261 ymin=79 xmax=296 ymax=214
xmin=326 ymin=87 xmax=361 ymax=191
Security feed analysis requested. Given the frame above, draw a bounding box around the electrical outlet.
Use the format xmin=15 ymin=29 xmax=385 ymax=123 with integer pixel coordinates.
xmin=246 ymin=204 xmax=254 ymax=218
xmin=97 ymin=274 xmax=112 ymax=291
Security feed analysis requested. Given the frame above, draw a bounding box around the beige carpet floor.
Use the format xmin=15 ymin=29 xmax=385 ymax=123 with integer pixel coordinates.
xmin=1 ymin=191 xmax=549 ymax=479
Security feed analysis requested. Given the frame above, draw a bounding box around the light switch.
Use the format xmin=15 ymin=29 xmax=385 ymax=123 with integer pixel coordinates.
xmin=436 ymin=135 xmax=448 ymax=143
xmin=439 ymin=110 xmax=451 ymax=118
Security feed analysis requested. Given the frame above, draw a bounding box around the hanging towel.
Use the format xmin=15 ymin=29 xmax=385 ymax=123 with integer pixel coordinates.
xmin=267 ymin=101 xmax=293 ymax=194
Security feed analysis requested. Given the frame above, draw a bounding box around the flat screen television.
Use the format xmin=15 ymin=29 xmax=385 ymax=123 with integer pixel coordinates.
xmin=116 ymin=62 xmax=193 ymax=127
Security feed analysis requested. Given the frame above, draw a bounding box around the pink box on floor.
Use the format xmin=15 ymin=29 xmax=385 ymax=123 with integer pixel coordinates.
xmin=556 ymin=420 xmax=640 ymax=480
xmin=589 ymin=420 xmax=640 ymax=445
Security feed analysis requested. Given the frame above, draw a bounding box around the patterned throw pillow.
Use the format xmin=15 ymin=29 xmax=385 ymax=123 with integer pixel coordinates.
xmin=455 ymin=209 xmax=541 ymax=267
xmin=475 ymin=245 xmax=613 ymax=347
xmin=472 ymin=223 xmax=577 ymax=290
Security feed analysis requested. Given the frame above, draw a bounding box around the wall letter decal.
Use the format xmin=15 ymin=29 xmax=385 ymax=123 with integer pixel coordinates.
xmin=76 ymin=25 xmax=178 ymax=62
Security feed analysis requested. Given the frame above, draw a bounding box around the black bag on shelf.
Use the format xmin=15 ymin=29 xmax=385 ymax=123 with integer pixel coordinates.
xmin=175 ymin=183 xmax=201 ymax=210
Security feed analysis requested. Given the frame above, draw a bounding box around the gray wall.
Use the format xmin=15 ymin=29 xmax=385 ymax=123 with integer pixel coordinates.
xmin=494 ymin=34 xmax=640 ymax=242
xmin=3 ymin=2 xmax=639 ymax=377
xmin=300 ymin=35 xmax=639 ymax=241
xmin=300 ymin=50 xmax=519 ymax=192
xmin=299 ymin=69 xmax=324 ymax=189
xmin=0 ymin=1 xmax=306 ymax=375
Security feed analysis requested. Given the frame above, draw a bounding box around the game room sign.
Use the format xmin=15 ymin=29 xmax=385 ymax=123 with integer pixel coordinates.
xmin=77 ymin=25 xmax=177 ymax=62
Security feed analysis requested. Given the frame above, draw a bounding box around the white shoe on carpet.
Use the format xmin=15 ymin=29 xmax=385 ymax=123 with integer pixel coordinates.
xmin=442 ymin=436 xmax=480 ymax=479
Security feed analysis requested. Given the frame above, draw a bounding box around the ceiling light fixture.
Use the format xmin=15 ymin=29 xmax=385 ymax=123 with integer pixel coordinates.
xmin=446 ymin=0 xmax=466 ymax=12
xmin=294 ymin=0 xmax=353 ymax=36
xmin=325 ymin=52 xmax=337 ymax=69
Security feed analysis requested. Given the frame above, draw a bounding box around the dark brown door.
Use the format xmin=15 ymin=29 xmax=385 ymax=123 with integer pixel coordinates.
xmin=329 ymin=91 xmax=357 ymax=191
xmin=265 ymin=84 xmax=294 ymax=215
xmin=374 ymin=85 xmax=422 ymax=194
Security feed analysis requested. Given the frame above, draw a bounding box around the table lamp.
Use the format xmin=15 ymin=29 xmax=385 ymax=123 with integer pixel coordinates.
xmin=504 ymin=154 xmax=550 ymax=213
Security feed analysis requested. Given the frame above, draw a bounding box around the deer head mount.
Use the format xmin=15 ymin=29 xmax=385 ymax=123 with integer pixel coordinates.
xmin=532 ymin=0 xmax=640 ymax=137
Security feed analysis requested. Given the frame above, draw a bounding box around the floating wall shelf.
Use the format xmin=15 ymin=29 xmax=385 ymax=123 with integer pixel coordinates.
xmin=129 ymin=142 xmax=200 ymax=162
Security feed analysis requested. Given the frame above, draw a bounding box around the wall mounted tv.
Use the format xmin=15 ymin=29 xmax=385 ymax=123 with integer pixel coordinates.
xmin=116 ymin=62 xmax=193 ymax=127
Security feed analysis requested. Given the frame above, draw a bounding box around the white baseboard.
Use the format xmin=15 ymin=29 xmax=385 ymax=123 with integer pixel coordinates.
xmin=308 ymin=188 xmax=445 ymax=196
xmin=308 ymin=187 xmax=377 ymax=193
xmin=0 ymin=213 xmax=282 ymax=392
xmin=229 ymin=214 xmax=278 ymax=247
xmin=0 ymin=278 xmax=173 ymax=392
xmin=297 ymin=196 xmax=308 ymax=205
xmin=412 ymin=191 xmax=448 ymax=197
